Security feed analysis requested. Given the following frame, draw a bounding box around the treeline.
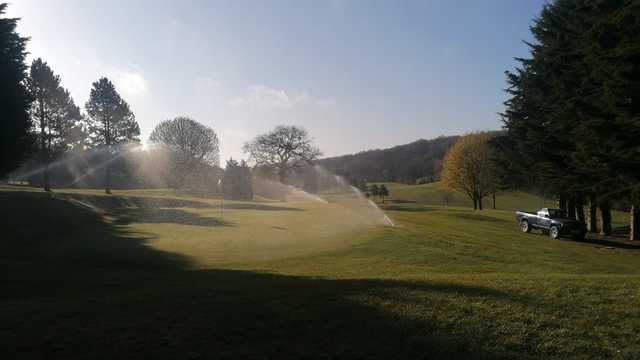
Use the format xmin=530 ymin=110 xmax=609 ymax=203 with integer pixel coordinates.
xmin=498 ymin=0 xmax=640 ymax=240
xmin=318 ymin=136 xmax=458 ymax=185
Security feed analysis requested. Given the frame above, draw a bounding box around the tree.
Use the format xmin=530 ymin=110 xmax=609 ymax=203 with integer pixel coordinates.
xmin=223 ymin=158 xmax=253 ymax=200
xmin=441 ymin=133 xmax=499 ymax=210
xmin=501 ymin=0 xmax=640 ymax=238
xmin=85 ymin=77 xmax=140 ymax=193
xmin=379 ymin=184 xmax=389 ymax=203
xmin=149 ymin=116 xmax=220 ymax=191
xmin=0 ymin=3 xmax=31 ymax=178
xmin=27 ymin=58 xmax=81 ymax=190
xmin=370 ymin=184 xmax=380 ymax=200
xmin=244 ymin=125 xmax=321 ymax=183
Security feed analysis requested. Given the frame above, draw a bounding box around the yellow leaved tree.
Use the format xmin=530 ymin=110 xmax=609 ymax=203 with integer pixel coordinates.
xmin=441 ymin=132 xmax=499 ymax=210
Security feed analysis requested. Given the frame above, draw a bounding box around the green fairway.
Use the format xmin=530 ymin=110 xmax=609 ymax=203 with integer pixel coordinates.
xmin=2 ymin=185 xmax=639 ymax=359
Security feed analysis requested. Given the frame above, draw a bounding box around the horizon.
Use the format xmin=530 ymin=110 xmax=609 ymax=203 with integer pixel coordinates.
xmin=7 ymin=0 xmax=544 ymax=161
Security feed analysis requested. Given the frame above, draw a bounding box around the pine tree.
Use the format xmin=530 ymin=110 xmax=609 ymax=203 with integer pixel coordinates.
xmin=85 ymin=77 xmax=139 ymax=194
xmin=379 ymin=184 xmax=389 ymax=203
xmin=0 ymin=3 xmax=31 ymax=178
xmin=27 ymin=58 xmax=81 ymax=190
xmin=502 ymin=0 xmax=640 ymax=238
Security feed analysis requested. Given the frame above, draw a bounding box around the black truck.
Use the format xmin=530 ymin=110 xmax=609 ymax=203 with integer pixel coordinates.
xmin=515 ymin=208 xmax=586 ymax=240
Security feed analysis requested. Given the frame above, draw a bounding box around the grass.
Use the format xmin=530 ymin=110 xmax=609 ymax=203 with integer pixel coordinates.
xmin=1 ymin=184 xmax=639 ymax=359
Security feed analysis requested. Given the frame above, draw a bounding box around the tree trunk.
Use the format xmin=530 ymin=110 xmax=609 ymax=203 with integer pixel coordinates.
xmin=558 ymin=195 xmax=567 ymax=213
xmin=575 ymin=194 xmax=585 ymax=224
xmin=492 ymin=193 xmax=496 ymax=209
xmin=598 ymin=200 xmax=612 ymax=236
xmin=39 ymin=100 xmax=50 ymax=192
xmin=478 ymin=196 xmax=483 ymax=210
xmin=587 ymin=195 xmax=598 ymax=233
xmin=567 ymin=197 xmax=576 ymax=220
xmin=472 ymin=196 xmax=477 ymax=210
xmin=631 ymin=204 xmax=639 ymax=241
xmin=278 ymin=167 xmax=287 ymax=184
xmin=105 ymin=162 xmax=111 ymax=194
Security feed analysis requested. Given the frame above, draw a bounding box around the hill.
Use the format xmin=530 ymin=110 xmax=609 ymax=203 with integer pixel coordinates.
xmin=317 ymin=135 xmax=458 ymax=184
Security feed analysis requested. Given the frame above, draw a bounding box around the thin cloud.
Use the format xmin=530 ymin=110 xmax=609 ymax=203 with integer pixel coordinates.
xmin=112 ymin=69 xmax=148 ymax=97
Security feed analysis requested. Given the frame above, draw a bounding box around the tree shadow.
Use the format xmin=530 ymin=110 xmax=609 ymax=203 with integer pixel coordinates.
xmin=112 ymin=208 xmax=232 ymax=227
xmin=386 ymin=199 xmax=417 ymax=204
xmin=381 ymin=204 xmax=436 ymax=212
xmin=222 ymin=203 xmax=304 ymax=211
xmin=54 ymin=192 xmax=232 ymax=227
xmin=447 ymin=212 xmax=509 ymax=223
xmin=567 ymin=230 xmax=640 ymax=250
xmin=59 ymin=192 xmax=215 ymax=209
xmin=1 ymin=189 xmax=530 ymax=359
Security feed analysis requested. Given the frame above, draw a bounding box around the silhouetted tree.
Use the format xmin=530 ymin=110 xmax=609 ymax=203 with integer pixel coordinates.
xmin=85 ymin=77 xmax=139 ymax=193
xmin=379 ymin=184 xmax=389 ymax=203
xmin=223 ymin=158 xmax=253 ymax=200
xmin=370 ymin=184 xmax=380 ymax=200
xmin=0 ymin=3 xmax=31 ymax=178
xmin=244 ymin=125 xmax=321 ymax=183
xmin=27 ymin=58 xmax=81 ymax=190
xmin=149 ymin=116 xmax=219 ymax=191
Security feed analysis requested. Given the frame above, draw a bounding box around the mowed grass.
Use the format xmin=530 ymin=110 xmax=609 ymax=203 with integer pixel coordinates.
xmin=1 ymin=184 xmax=639 ymax=359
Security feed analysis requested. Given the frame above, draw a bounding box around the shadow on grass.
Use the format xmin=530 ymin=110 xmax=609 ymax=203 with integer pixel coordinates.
xmin=447 ymin=212 xmax=509 ymax=223
xmin=112 ymin=208 xmax=233 ymax=227
xmin=54 ymin=192 xmax=233 ymax=227
xmin=1 ymin=189 xmax=525 ymax=359
xmin=386 ymin=199 xmax=417 ymax=204
xmin=381 ymin=204 xmax=436 ymax=212
xmin=222 ymin=203 xmax=304 ymax=211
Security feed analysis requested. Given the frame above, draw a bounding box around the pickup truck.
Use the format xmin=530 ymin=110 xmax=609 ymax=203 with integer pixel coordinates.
xmin=515 ymin=208 xmax=585 ymax=240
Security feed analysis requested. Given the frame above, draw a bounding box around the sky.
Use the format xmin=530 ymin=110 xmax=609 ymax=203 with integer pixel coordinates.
xmin=7 ymin=0 xmax=546 ymax=163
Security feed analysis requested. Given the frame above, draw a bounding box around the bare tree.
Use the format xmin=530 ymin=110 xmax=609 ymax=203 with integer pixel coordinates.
xmin=243 ymin=125 xmax=321 ymax=183
xmin=149 ymin=116 xmax=220 ymax=190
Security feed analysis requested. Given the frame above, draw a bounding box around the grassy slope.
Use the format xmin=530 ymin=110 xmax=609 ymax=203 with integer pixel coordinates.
xmin=1 ymin=185 xmax=639 ymax=359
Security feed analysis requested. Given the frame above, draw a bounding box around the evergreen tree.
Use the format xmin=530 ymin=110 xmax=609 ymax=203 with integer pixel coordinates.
xmin=502 ymin=0 xmax=640 ymax=238
xmin=85 ymin=77 xmax=139 ymax=194
xmin=379 ymin=184 xmax=389 ymax=203
xmin=27 ymin=58 xmax=81 ymax=190
xmin=370 ymin=184 xmax=380 ymax=200
xmin=223 ymin=158 xmax=253 ymax=200
xmin=0 ymin=3 xmax=31 ymax=178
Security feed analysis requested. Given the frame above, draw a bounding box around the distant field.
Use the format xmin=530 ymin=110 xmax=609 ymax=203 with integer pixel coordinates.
xmin=372 ymin=181 xmax=629 ymax=228
xmin=1 ymin=185 xmax=639 ymax=359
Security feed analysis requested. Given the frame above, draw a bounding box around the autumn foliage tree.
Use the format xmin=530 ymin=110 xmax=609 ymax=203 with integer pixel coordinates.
xmin=441 ymin=133 xmax=499 ymax=210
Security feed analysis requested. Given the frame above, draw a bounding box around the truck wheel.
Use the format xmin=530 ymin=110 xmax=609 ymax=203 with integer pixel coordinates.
xmin=549 ymin=225 xmax=560 ymax=239
xmin=520 ymin=220 xmax=531 ymax=233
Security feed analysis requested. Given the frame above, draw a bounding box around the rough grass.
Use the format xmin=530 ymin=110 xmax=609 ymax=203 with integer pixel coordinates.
xmin=1 ymin=184 xmax=639 ymax=359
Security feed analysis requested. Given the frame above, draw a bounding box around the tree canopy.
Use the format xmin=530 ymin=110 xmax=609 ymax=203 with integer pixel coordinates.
xmin=149 ymin=116 xmax=220 ymax=190
xmin=85 ymin=77 xmax=139 ymax=193
xmin=244 ymin=125 xmax=321 ymax=183
xmin=441 ymin=133 xmax=499 ymax=210
xmin=0 ymin=3 xmax=31 ymax=178
xmin=501 ymin=0 xmax=640 ymax=238
xmin=27 ymin=58 xmax=82 ymax=190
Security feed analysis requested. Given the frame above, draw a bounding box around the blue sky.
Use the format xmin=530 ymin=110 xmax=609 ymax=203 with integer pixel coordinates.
xmin=8 ymin=0 xmax=545 ymax=161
